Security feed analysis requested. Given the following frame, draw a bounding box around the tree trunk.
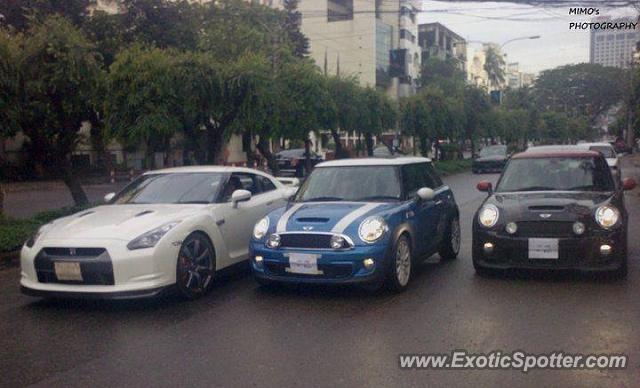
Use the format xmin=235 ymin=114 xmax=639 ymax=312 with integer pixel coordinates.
xmin=243 ymin=130 xmax=255 ymax=167
xmin=0 ymin=183 xmax=4 ymax=215
xmin=470 ymin=136 xmax=476 ymax=159
xmin=365 ymin=133 xmax=374 ymax=156
xmin=330 ymin=129 xmax=345 ymax=159
xmin=304 ymin=138 xmax=312 ymax=177
xmin=205 ymin=123 xmax=225 ymax=164
xmin=257 ymin=137 xmax=278 ymax=175
xmin=61 ymin=159 xmax=88 ymax=206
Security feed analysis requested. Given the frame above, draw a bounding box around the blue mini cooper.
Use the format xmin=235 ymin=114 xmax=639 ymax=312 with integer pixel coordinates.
xmin=249 ymin=157 xmax=460 ymax=291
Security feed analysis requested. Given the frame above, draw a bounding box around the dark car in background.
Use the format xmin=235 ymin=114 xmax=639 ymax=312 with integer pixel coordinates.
xmin=473 ymin=149 xmax=636 ymax=278
xmin=275 ymin=149 xmax=323 ymax=177
xmin=472 ymin=145 xmax=508 ymax=174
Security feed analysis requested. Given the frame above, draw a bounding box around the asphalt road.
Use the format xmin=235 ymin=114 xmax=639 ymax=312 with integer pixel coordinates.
xmin=1 ymin=158 xmax=639 ymax=387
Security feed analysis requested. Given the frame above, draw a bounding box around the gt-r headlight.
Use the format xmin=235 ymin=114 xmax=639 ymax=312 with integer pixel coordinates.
xmin=478 ymin=204 xmax=499 ymax=228
xmin=358 ymin=216 xmax=387 ymax=243
xmin=127 ymin=221 xmax=181 ymax=250
xmin=595 ymin=206 xmax=619 ymax=229
xmin=253 ymin=217 xmax=270 ymax=240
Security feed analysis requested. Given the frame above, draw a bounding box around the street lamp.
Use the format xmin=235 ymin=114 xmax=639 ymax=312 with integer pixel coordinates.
xmin=500 ymin=35 xmax=540 ymax=50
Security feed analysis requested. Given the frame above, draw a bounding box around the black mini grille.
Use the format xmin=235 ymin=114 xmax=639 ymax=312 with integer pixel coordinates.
xmin=278 ymin=233 xmax=350 ymax=249
xmin=515 ymin=221 xmax=575 ymax=238
xmin=265 ymin=262 xmax=353 ymax=279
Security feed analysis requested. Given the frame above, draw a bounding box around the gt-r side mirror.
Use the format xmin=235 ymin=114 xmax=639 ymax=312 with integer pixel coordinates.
xmin=231 ymin=189 xmax=252 ymax=208
xmin=622 ymin=177 xmax=637 ymax=191
xmin=417 ymin=187 xmax=435 ymax=201
xmin=104 ymin=192 xmax=116 ymax=203
xmin=477 ymin=181 xmax=492 ymax=193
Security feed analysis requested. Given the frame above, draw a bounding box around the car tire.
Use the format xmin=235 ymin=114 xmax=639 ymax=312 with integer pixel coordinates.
xmin=176 ymin=232 xmax=216 ymax=300
xmin=439 ymin=216 xmax=460 ymax=261
xmin=385 ymin=234 xmax=412 ymax=292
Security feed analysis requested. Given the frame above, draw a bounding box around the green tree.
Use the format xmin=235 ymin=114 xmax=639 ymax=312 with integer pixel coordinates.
xmin=483 ymin=46 xmax=505 ymax=90
xmin=418 ymin=57 xmax=465 ymax=88
xmin=0 ymin=0 xmax=95 ymax=31
xmin=105 ymin=45 xmax=183 ymax=168
xmin=533 ymin=63 xmax=627 ymax=124
xmin=9 ymin=16 xmax=104 ymax=205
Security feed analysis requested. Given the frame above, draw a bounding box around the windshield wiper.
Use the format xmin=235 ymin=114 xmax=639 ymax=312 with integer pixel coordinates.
xmin=513 ymin=186 xmax=556 ymax=192
xmin=304 ymin=196 xmax=344 ymax=202
xmin=353 ymin=195 xmax=400 ymax=202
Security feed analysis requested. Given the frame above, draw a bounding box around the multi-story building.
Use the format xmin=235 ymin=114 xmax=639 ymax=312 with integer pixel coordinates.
xmin=467 ymin=43 xmax=508 ymax=91
xmin=590 ymin=16 xmax=640 ymax=68
xmin=299 ymin=0 xmax=421 ymax=99
xmin=417 ymin=22 xmax=467 ymax=74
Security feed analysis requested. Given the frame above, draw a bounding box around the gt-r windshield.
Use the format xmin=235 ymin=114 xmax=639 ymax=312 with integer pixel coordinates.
xmin=496 ymin=157 xmax=615 ymax=193
xmin=113 ymin=173 xmax=225 ymax=204
xmin=294 ymin=166 xmax=402 ymax=202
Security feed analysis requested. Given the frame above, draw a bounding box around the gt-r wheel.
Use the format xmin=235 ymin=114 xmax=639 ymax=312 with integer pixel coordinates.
xmin=176 ymin=232 xmax=216 ymax=300
xmin=439 ymin=216 xmax=460 ymax=261
xmin=386 ymin=234 xmax=412 ymax=292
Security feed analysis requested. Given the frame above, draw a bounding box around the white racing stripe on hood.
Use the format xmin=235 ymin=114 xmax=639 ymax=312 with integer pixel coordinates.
xmin=276 ymin=203 xmax=304 ymax=233
xmin=331 ymin=203 xmax=381 ymax=233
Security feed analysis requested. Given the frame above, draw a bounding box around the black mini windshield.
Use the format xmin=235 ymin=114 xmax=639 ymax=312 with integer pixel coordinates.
xmin=496 ymin=157 xmax=615 ymax=193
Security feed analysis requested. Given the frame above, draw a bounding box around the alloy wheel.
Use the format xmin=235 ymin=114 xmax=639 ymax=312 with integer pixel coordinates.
xmin=178 ymin=235 xmax=214 ymax=295
xmin=395 ymin=238 xmax=411 ymax=287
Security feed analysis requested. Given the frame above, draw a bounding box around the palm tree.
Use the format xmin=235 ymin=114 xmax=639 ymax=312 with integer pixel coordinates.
xmin=484 ymin=46 xmax=506 ymax=90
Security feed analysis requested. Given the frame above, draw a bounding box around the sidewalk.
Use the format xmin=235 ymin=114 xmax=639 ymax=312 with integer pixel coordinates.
xmin=3 ymin=181 xmax=127 ymax=219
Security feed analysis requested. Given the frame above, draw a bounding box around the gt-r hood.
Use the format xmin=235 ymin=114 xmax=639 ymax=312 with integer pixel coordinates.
xmin=489 ymin=191 xmax=613 ymax=222
xmin=275 ymin=202 xmax=395 ymax=233
xmin=40 ymin=204 xmax=207 ymax=241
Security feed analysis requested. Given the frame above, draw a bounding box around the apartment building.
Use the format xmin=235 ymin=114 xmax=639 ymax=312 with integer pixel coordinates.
xmin=417 ymin=22 xmax=467 ymax=74
xmin=590 ymin=16 xmax=640 ymax=68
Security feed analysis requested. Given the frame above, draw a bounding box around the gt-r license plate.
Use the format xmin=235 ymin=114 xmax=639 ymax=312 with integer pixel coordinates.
xmin=287 ymin=253 xmax=323 ymax=275
xmin=528 ymin=238 xmax=559 ymax=259
xmin=54 ymin=261 xmax=83 ymax=281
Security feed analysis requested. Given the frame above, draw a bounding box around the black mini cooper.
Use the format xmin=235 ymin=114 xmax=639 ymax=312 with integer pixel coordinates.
xmin=472 ymin=149 xmax=636 ymax=277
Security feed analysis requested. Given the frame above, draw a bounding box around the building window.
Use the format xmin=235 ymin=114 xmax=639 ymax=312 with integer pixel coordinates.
xmin=400 ymin=29 xmax=415 ymax=43
xmin=328 ymin=0 xmax=353 ymax=22
xmin=376 ymin=20 xmax=392 ymax=88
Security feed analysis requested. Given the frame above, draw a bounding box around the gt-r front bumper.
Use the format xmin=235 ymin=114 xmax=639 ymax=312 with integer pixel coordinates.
xmin=472 ymin=228 xmax=626 ymax=272
xmin=250 ymin=242 xmax=390 ymax=285
xmin=20 ymin=237 xmax=180 ymax=299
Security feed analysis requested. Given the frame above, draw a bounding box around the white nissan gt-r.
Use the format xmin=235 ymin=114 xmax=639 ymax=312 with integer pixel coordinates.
xmin=20 ymin=166 xmax=294 ymax=300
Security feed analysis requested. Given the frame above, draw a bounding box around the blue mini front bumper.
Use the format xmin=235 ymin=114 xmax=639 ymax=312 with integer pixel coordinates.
xmin=250 ymin=242 xmax=391 ymax=285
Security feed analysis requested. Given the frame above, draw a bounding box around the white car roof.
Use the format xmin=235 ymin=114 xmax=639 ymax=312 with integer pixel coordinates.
xmin=573 ymin=142 xmax=615 ymax=149
xmin=317 ymin=157 xmax=431 ymax=168
xmin=144 ymin=166 xmax=282 ymax=183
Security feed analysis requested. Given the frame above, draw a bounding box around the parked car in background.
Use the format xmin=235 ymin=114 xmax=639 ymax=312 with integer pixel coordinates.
xmin=250 ymin=157 xmax=460 ymax=292
xmin=576 ymin=142 xmax=620 ymax=175
xmin=472 ymin=145 xmax=508 ymax=174
xmin=473 ymin=149 xmax=636 ymax=278
xmin=372 ymin=145 xmax=406 ymax=158
xmin=275 ymin=149 xmax=323 ymax=177
xmin=20 ymin=167 xmax=294 ymax=300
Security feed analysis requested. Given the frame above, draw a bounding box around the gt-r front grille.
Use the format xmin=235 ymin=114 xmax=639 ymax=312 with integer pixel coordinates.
xmin=515 ymin=221 xmax=575 ymax=238
xmin=34 ymin=247 xmax=114 ymax=285
xmin=278 ymin=233 xmax=352 ymax=250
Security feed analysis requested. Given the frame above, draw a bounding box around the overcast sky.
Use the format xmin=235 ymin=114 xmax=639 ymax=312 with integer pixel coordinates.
xmin=418 ymin=1 xmax=638 ymax=74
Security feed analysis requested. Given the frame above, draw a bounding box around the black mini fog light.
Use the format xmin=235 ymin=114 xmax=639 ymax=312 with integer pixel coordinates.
xmin=600 ymin=244 xmax=612 ymax=256
xmin=483 ymin=242 xmax=494 ymax=254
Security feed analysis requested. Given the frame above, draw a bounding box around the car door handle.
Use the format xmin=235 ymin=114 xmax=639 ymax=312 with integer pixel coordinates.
xmin=216 ymin=218 xmax=225 ymax=226
xmin=266 ymin=201 xmax=274 ymax=206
